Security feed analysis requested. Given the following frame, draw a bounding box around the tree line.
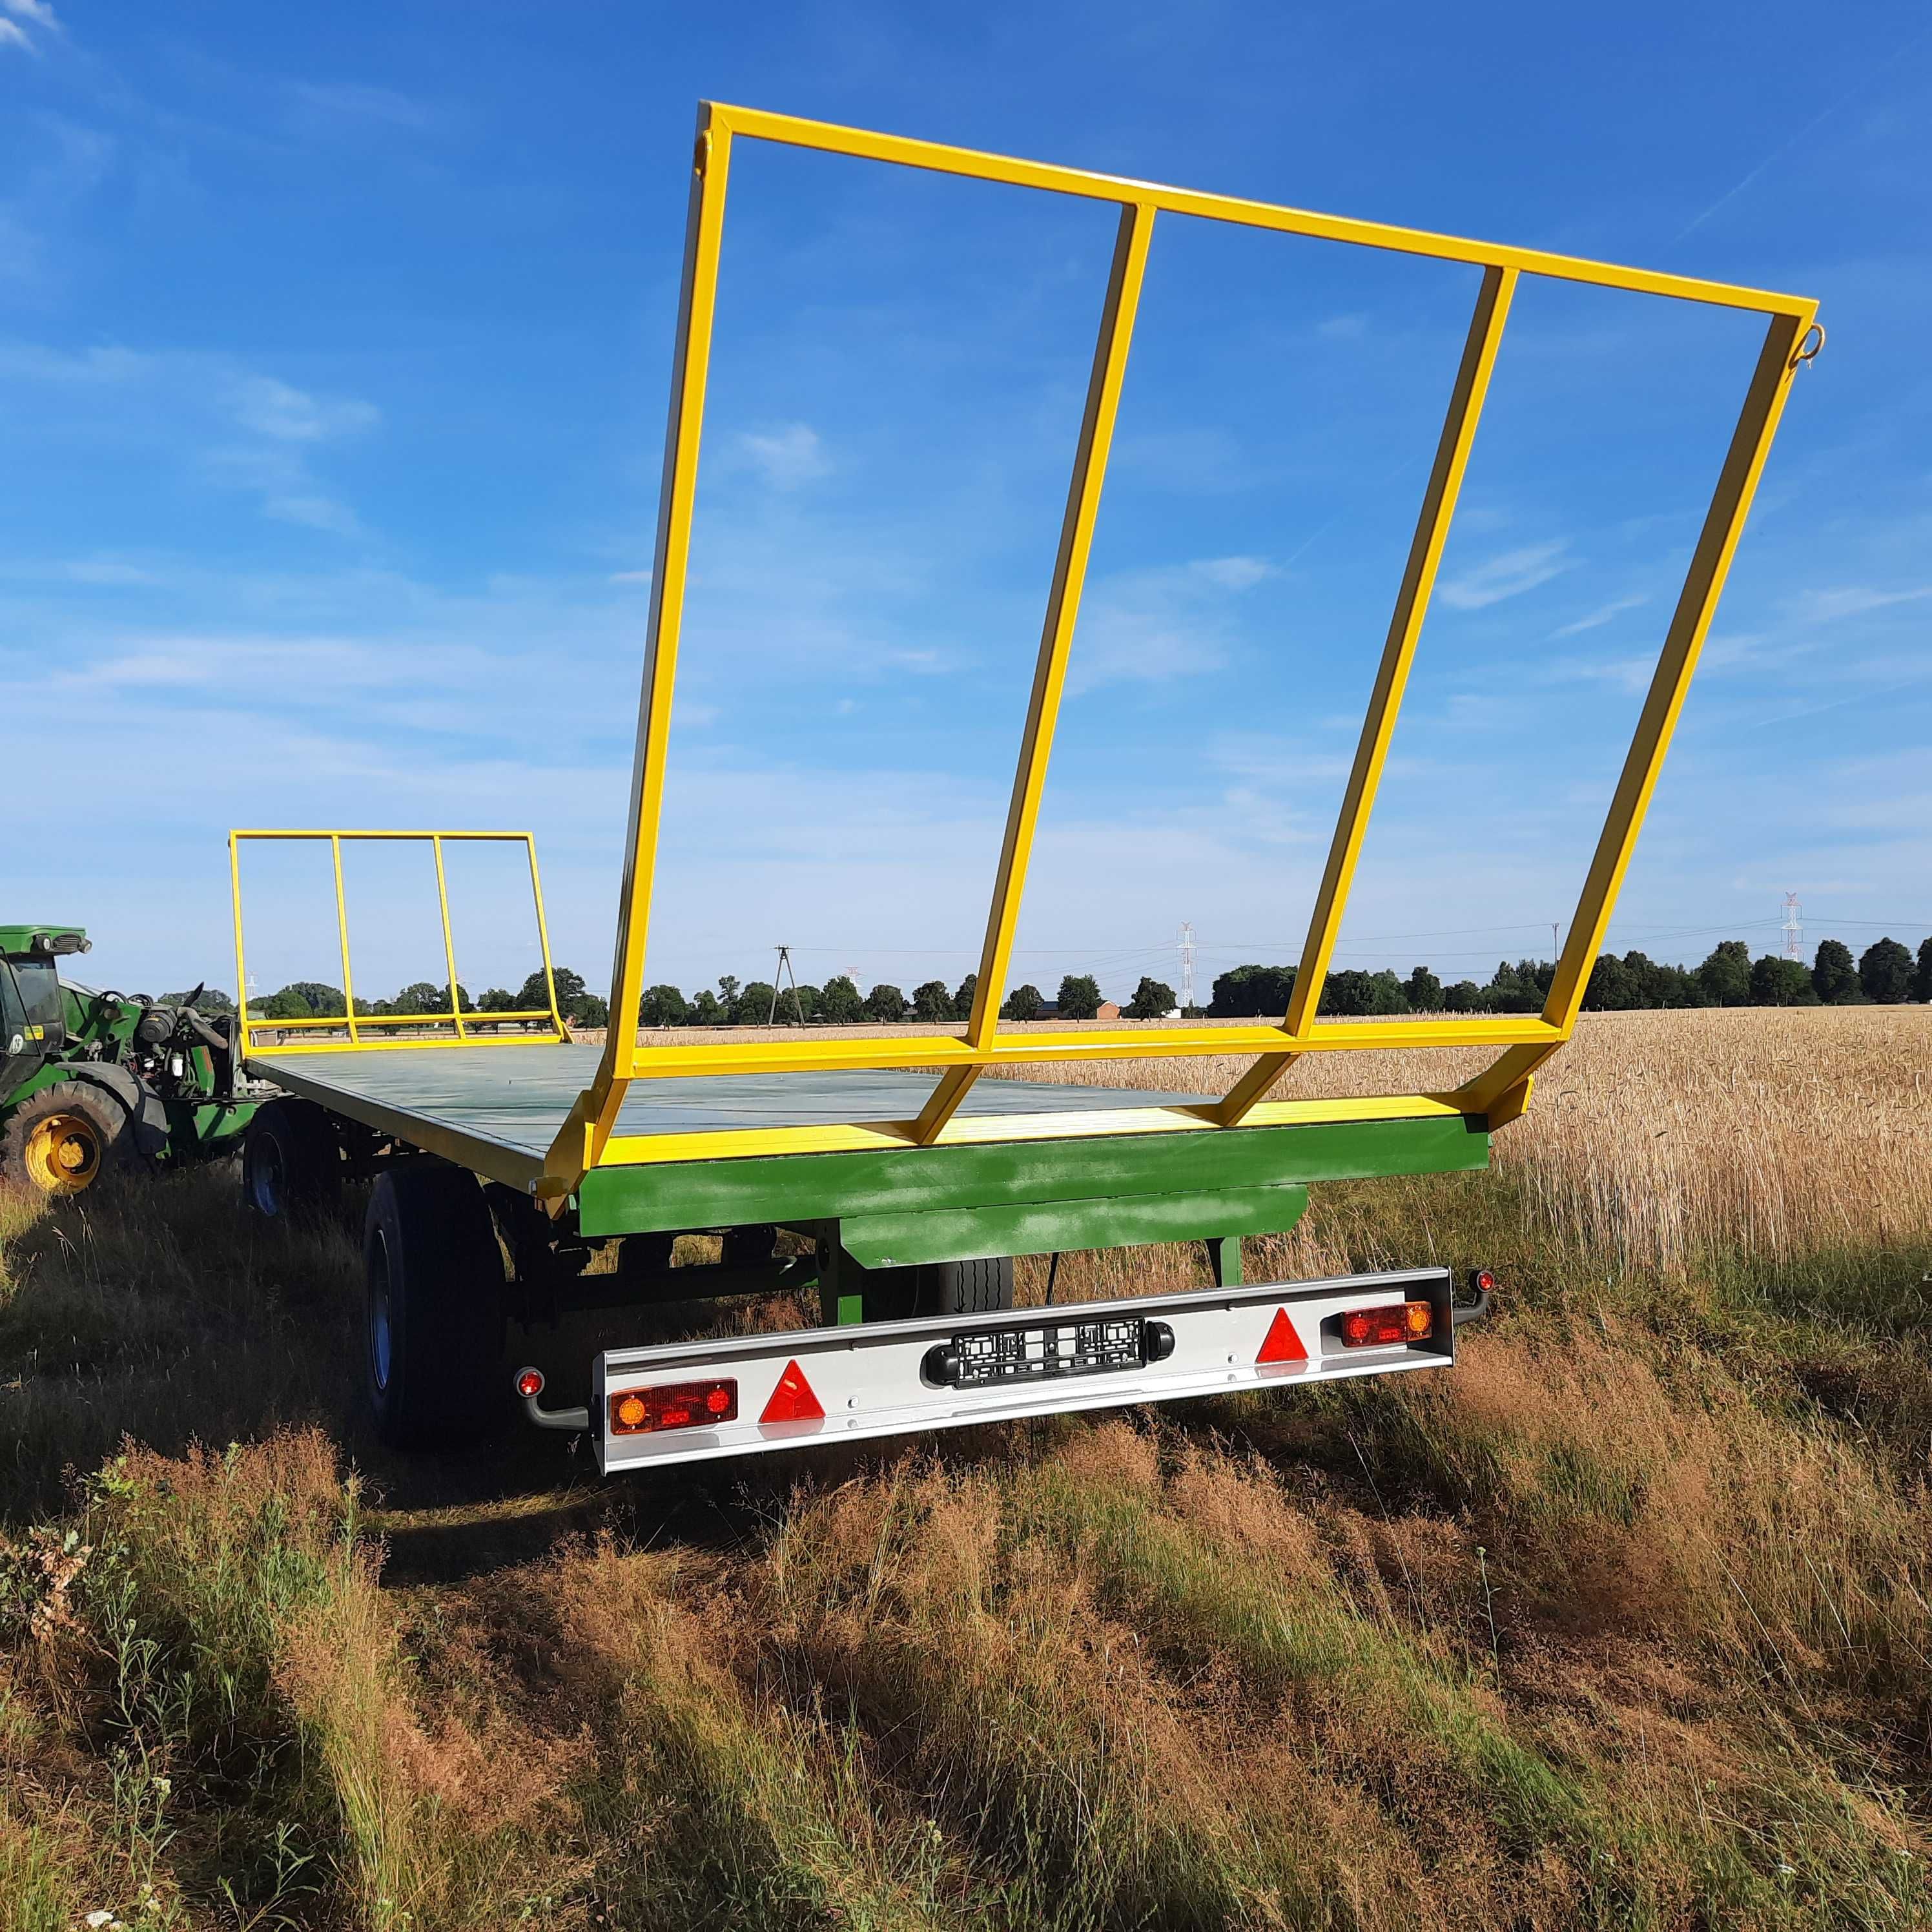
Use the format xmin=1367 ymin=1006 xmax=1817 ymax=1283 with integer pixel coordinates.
xmin=1208 ymin=936 xmax=1932 ymax=1016
xmin=243 ymin=968 xmax=608 ymax=1026
xmin=236 ymin=934 xmax=1931 ymax=1033
xmin=636 ymin=969 xmax=1182 ymax=1027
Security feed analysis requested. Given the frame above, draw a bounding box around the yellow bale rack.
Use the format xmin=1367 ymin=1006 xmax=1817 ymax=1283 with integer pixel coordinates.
xmin=233 ymin=104 xmax=1818 ymax=1204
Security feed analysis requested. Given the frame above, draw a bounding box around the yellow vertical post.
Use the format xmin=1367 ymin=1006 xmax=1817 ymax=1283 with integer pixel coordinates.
xmin=429 ymin=834 xmax=466 ymax=1040
xmin=590 ymin=104 xmax=734 ymax=1144
xmin=1541 ymin=309 xmax=1813 ymax=1031
xmin=228 ymin=832 xmax=251 ymax=1055
xmin=329 ymin=834 xmax=360 ymax=1045
xmin=914 ymin=198 xmax=1156 ymax=1144
xmin=1216 ymin=263 xmax=1517 ymax=1127
xmin=524 ymin=835 xmax=564 ymax=1035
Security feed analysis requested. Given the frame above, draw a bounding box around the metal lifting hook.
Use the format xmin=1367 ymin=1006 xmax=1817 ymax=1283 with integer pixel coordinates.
xmin=1791 ymin=321 xmax=1825 ymax=369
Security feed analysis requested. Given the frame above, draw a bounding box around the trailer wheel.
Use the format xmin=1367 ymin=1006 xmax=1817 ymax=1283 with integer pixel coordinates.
xmin=242 ymin=1099 xmax=342 ymax=1219
xmin=1 ymin=1082 xmax=130 ymax=1197
xmin=363 ymin=1164 xmax=507 ymax=1448
xmin=932 ymin=1255 xmax=1014 ymax=1315
xmin=863 ymin=1255 xmax=1014 ymax=1321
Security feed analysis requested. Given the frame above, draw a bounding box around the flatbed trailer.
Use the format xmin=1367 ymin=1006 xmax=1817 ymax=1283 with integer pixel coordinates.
xmin=229 ymin=103 xmax=1815 ymax=1470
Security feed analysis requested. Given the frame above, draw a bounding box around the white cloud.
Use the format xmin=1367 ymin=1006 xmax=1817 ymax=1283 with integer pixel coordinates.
xmin=62 ymin=559 xmax=166 ymax=586
xmin=608 ymin=569 xmax=653 ymax=585
xmin=199 ymin=443 xmax=364 ymax=537
xmin=0 ymin=0 xmax=54 ymax=52
xmin=1067 ymin=555 xmax=1274 ymax=694
xmin=1552 ymin=592 xmax=1648 ymax=637
xmin=1548 ymin=652 xmax=1655 ymax=695
xmin=289 ymin=81 xmax=439 ymax=133
xmin=1315 ymin=313 xmax=1368 ymax=340
xmin=732 ymin=422 xmax=830 ymax=490
xmin=1437 ymin=540 xmax=1572 ymax=611
xmin=265 ymin=492 xmax=362 ymax=535
xmin=1111 ymin=426 xmax=1270 ymax=495
xmin=1788 ymin=584 xmax=1932 ymax=623
xmin=1208 ymin=734 xmax=1350 ymax=787
xmin=0 ymin=340 xmax=382 ymax=536
xmin=1193 ymin=555 xmax=1273 ymax=592
xmin=229 ymin=373 xmax=378 ymax=442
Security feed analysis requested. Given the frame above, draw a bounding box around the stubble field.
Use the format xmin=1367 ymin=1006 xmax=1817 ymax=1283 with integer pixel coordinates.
xmin=3 ymin=1006 xmax=1929 ymax=1930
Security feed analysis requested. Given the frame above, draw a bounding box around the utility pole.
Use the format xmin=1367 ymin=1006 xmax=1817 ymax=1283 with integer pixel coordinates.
xmin=1178 ymin=921 xmax=1196 ymax=1014
xmin=767 ymin=945 xmax=806 ymax=1025
xmin=1782 ymin=893 xmax=1802 ymax=961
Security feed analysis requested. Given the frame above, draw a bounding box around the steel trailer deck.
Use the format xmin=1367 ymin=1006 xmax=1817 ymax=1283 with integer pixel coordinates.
xmin=245 ymin=1049 xmax=1199 ymax=1160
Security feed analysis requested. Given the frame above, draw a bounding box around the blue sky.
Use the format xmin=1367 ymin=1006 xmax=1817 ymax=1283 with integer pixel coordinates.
xmin=5 ymin=1 xmax=1928 ymax=1009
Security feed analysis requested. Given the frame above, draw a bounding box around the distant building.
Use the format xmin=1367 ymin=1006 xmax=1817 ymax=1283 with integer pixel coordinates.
xmin=1096 ymin=1001 xmax=1121 ymax=1020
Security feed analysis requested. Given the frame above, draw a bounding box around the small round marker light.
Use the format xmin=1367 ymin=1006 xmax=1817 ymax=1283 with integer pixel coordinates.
xmin=515 ymin=1366 xmax=545 ymax=1399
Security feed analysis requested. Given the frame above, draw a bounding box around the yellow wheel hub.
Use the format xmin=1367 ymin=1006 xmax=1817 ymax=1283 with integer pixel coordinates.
xmin=23 ymin=1113 xmax=103 ymax=1195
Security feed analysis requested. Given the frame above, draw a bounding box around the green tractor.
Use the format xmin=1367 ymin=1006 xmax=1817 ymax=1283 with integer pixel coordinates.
xmin=0 ymin=925 xmax=258 ymax=1197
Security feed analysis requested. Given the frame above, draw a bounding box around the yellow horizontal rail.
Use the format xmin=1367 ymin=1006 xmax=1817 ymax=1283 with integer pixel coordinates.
xmin=243 ymin=1009 xmax=556 ymax=1027
xmin=712 ymin=103 xmax=1813 ymax=318
xmin=607 ymin=1017 xmax=1560 ymax=1082
xmin=593 ymin=1091 xmax=1471 ymax=1169
xmin=232 ymin=828 xmax=539 ymax=841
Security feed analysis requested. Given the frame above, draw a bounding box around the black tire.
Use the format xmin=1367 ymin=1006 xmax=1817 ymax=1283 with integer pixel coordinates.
xmin=862 ymin=1255 xmax=1015 ymax=1322
xmin=615 ymin=1231 xmax=675 ymax=1281
xmin=364 ymin=1164 xmax=507 ymax=1448
xmin=721 ymin=1222 xmax=777 ymax=1270
xmin=242 ymin=1099 xmax=342 ymax=1219
xmin=1 ymin=1081 xmax=132 ymax=1197
xmin=932 ymin=1255 xmax=1014 ymax=1315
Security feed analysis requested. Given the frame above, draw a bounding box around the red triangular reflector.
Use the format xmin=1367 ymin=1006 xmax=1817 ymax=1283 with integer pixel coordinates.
xmin=760 ymin=1359 xmax=826 ymax=1423
xmin=1256 ymin=1307 xmax=1308 ymax=1364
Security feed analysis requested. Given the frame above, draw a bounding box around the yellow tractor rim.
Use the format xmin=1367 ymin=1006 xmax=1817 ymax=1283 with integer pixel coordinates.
xmin=23 ymin=1113 xmax=103 ymax=1195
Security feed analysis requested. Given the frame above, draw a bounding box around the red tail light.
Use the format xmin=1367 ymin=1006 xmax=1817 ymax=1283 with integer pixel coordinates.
xmin=1337 ymin=1301 xmax=1434 ymax=1348
xmin=609 ymin=1379 xmax=739 ymax=1434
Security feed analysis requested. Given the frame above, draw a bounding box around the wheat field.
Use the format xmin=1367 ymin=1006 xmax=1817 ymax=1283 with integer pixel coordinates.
xmin=3 ymin=1008 xmax=1929 ymax=1930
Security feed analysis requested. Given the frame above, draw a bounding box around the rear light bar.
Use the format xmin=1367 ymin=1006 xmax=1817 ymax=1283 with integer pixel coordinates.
xmin=584 ymin=1266 xmax=1463 ymax=1474
xmin=1337 ymin=1300 xmax=1433 ymax=1348
xmin=610 ymin=1378 xmax=739 ymax=1434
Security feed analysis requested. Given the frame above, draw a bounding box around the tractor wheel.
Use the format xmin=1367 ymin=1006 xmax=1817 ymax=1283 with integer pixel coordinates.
xmin=242 ymin=1099 xmax=343 ymax=1220
xmin=862 ymin=1255 xmax=1014 ymax=1322
xmin=363 ymin=1164 xmax=507 ymax=1449
xmin=1 ymin=1083 xmax=129 ymax=1197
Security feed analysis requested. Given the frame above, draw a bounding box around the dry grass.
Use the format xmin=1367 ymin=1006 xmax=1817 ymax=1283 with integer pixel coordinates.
xmin=2 ymin=1008 xmax=1929 ymax=1929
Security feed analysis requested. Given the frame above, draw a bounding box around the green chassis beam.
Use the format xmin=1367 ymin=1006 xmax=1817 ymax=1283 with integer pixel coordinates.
xmin=834 ymin=1182 xmax=1311 ymax=1269
xmin=574 ymin=1111 xmax=1488 ymax=1239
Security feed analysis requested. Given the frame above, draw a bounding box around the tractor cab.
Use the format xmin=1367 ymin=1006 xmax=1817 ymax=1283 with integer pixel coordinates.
xmin=0 ymin=925 xmax=87 ymax=1098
